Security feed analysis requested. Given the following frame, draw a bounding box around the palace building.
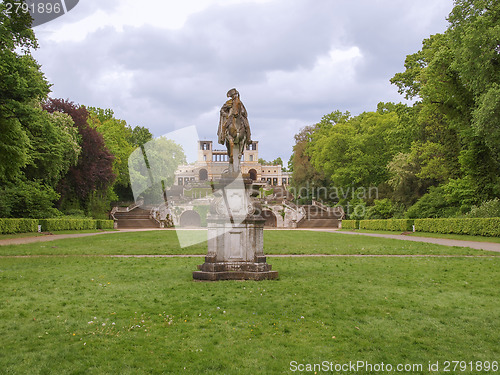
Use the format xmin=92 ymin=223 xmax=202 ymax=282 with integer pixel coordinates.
xmin=175 ymin=140 xmax=291 ymax=186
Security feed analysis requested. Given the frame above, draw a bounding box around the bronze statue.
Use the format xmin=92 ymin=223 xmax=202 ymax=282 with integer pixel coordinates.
xmin=218 ymin=88 xmax=251 ymax=173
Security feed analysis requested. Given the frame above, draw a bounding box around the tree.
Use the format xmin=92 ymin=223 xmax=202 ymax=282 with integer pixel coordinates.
xmin=88 ymin=109 xmax=135 ymax=198
xmin=130 ymin=125 xmax=153 ymax=147
xmin=391 ymin=0 xmax=500 ymax=202
xmin=128 ymin=137 xmax=186 ymax=205
xmin=308 ymin=109 xmax=397 ymax=189
xmin=0 ymin=0 xmax=51 ymax=182
xmin=289 ymin=124 xmax=328 ymax=202
xmin=43 ymin=99 xmax=115 ymax=213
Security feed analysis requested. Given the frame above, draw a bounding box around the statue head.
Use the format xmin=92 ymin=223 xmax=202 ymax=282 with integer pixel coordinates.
xmin=227 ymin=88 xmax=239 ymax=99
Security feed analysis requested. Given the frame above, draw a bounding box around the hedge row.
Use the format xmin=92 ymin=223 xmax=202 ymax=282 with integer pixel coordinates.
xmin=0 ymin=218 xmax=114 ymax=234
xmin=0 ymin=219 xmax=39 ymax=234
xmin=414 ymin=218 xmax=500 ymax=237
xmin=39 ymin=219 xmax=114 ymax=232
xmin=341 ymin=220 xmax=359 ymax=229
xmin=359 ymin=219 xmax=414 ymax=232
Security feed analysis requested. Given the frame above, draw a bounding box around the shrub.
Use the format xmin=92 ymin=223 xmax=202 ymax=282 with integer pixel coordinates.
xmin=0 ymin=219 xmax=39 ymax=234
xmin=467 ymin=198 xmax=500 ymax=218
xmin=348 ymin=201 xmax=367 ymax=220
xmin=1 ymin=180 xmax=62 ymax=219
xmin=341 ymin=220 xmax=359 ymax=229
xmin=39 ymin=219 xmax=97 ymax=232
xmin=366 ymin=199 xmax=394 ymax=219
xmin=405 ymin=186 xmax=460 ymax=219
xmin=414 ymin=218 xmax=500 ymax=237
xmin=358 ymin=219 xmax=414 ymax=232
xmin=96 ymin=220 xmax=114 ymax=229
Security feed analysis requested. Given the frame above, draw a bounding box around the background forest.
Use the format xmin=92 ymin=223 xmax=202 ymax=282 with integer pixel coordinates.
xmin=0 ymin=1 xmax=153 ymax=219
xmin=1 ymin=0 xmax=499 ymax=221
xmin=290 ymin=0 xmax=500 ymax=220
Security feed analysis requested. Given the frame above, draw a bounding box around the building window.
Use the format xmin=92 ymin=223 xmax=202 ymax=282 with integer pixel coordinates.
xmin=250 ymin=155 xmax=253 ymax=162
xmin=203 ymin=155 xmax=207 ymax=161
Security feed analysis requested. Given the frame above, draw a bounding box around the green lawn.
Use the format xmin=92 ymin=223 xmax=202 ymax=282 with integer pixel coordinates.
xmin=1 ymin=230 xmax=498 ymax=257
xmin=0 ymin=231 xmax=499 ymax=374
xmin=0 ymin=229 xmax=117 ymax=241
xmin=339 ymin=229 xmax=500 ymax=243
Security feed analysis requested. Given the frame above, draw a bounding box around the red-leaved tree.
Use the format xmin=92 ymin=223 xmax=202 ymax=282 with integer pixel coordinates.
xmin=43 ymin=98 xmax=115 ymax=207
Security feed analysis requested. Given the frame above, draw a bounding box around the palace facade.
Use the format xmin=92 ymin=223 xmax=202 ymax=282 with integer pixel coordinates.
xmin=175 ymin=140 xmax=291 ymax=186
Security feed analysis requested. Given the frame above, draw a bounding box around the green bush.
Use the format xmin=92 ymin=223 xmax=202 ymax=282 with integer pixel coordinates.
xmin=39 ymin=219 xmax=97 ymax=232
xmin=467 ymin=198 xmax=500 ymax=218
xmin=96 ymin=220 xmax=114 ymax=229
xmin=414 ymin=218 xmax=500 ymax=237
xmin=366 ymin=199 xmax=394 ymax=219
xmin=0 ymin=218 xmax=39 ymax=234
xmin=341 ymin=220 xmax=359 ymax=229
xmin=359 ymin=219 xmax=414 ymax=232
xmin=0 ymin=179 xmax=62 ymax=219
xmin=405 ymin=186 xmax=461 ymax=219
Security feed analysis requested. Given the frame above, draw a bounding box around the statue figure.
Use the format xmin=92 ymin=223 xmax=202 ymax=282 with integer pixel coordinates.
xmin=218 ymin=88 xmax=252 ymax=174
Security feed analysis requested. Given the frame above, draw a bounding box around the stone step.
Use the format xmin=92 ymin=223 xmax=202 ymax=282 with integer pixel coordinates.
xmin=115 ymin=218 xmax=161 ymax=228
xmin=297 ymin=219 xmax=339 ymax=228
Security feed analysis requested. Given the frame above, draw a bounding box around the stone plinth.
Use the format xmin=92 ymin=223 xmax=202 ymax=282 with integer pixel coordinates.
xmin=193 ymin=176 xmax=278 ymax=281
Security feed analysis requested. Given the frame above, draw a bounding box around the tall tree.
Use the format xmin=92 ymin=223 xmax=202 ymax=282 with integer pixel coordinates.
xmin=0 ymin=0 xmax=50 ymax=182
xmin=43 ymin=99 xmax=115 ymax=210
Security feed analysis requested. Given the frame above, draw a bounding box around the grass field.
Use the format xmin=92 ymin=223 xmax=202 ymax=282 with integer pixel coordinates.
xmin=0 ymin=230 xmax=499 ymax=374
xmin=338 ymin=229 xmax=500 ymax=244
xmin=1 ymin=230 xmax=499 ymax=257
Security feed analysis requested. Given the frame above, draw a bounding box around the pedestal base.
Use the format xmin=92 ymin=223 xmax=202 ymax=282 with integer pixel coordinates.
xmin=193 ymin=255 xmax=278 ymax=281
xmin=193 ymin=178 xmax=278 ymax=281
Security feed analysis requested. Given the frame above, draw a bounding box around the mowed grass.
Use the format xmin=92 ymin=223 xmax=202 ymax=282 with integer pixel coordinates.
xmin=1 ymin=231 xmax=499 ymax=374
xmin=0 ymin=256 xmax=499 ymax=374
xmin=338 ymin=229 xmax=500 ymax=244
xmin=1 ymin=230 xmax=498 ymax=256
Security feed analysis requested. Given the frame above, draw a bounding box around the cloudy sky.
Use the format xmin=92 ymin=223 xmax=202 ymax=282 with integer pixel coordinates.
xmin=31 ymin=0 xmax=454 ymax=162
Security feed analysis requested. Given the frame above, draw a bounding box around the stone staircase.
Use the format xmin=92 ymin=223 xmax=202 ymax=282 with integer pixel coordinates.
xmin=113 ymin=207 xmax=161 ymax=229
xmin=297 ymin=203 xmax=342 ymax=228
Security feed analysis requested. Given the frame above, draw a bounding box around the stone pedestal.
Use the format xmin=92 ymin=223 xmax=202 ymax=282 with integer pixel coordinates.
xmin=193 ymin=175 xmax=278 ymax=281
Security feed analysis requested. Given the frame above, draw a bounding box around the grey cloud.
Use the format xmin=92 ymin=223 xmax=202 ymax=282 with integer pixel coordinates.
xmin=32 ymin=0 xmax=454 ymax=162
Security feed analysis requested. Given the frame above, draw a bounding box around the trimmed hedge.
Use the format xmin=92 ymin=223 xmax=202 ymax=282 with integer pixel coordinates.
xmin=341 ymin=220 xmax=359 ymax=230
xmin=414 ymin=217 xmax=500 ymax=237
xmin=96 ymin=220 xmax=115 ymax=230
xmin=359 ymin=219 xmax=414 ymax=232
xmin=0 ymin=218 xmax=39 ymax=234
xmin=39 ymin=219 xmax=97 ymax=232
xmin=36 ymin=219 xmax=114 ymax=232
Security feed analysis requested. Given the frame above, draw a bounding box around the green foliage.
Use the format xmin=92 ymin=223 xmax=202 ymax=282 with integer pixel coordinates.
xmin=309 ymin=110 xmax=398 ymax=189
xmin=0 ymin=218 xmax=38 ymax=234
xmin=88 ymin=109 xmax=135 ymax=190
xmin=359 ymin=219 xmax=414 ymax=232
xmin=95 ymin=219 xmax=114 ymax=229
xmin=23 ymin=109 xmax=81 ymax=186
xmin=289 ymin=125 xmax=327 ymax=196
xmin=0 ymin=0 xmax=51 ymax=183
xmin=38 ymin=218 xmax=106 ymax=231
xmin=341 ymin=220 xmax=359 ymax=229
xmin=366 ymin=199 xmax=394 ymax=219
xmin=415 ymin=217 xmax=500 ymax=237
xmin=467 ymin=198 xmax=500 ymax=218
xmin=347 ymin=200 xmax=367 ymax=220
xmin=129 ymin=137 xmax=186 ymax=205
xmin=130 ymin=125 xmax=153 ymax=147
xmin=405 ymin=187 xmax=461 ymax=219
xmin=0 ymin=179 xmax=61 ymax=218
